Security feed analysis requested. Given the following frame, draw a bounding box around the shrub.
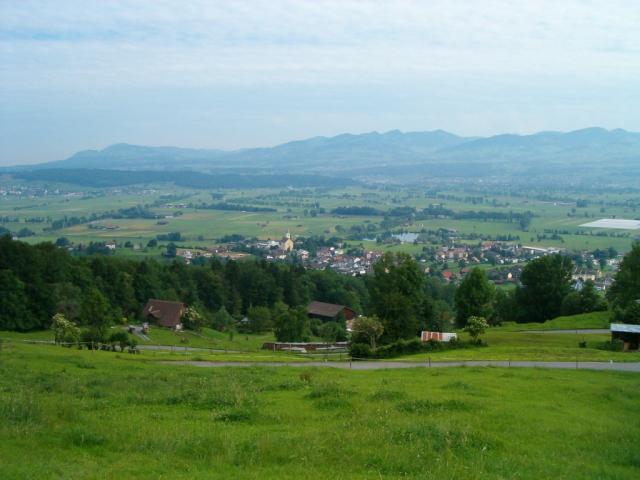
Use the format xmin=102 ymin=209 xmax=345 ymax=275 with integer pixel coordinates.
xmin=598 ymin=339 xmax=624 ymax=352
xmin=464 ymin=316 xmax=489 ymax=343
xmin=349 ymin=337 xmax=481 ymax=359
xmin=349 ymin=342 xmax=372 ymax=358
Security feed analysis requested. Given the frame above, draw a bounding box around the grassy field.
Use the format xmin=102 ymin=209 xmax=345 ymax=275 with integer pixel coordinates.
xmin=2 ymin=183 xmax=638 ymax=254
xmin=397 ymin=330 xmax=640 ymax=363
xmin=3 ymin=313 xmax=638 ymax=364
xmin=498 ymin=311 xmax=611 ymax=331
xmin=0 ymin=342 xmax=639 ymax=479
xmin=137 ymin=327 xmax=277 ymax=351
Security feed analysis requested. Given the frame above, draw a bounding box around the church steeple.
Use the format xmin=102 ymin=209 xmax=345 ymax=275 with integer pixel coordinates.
xmin=281 ymin=229 xmax=294 ymax=252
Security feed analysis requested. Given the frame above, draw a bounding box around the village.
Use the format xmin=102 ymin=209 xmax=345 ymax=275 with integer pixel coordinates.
xmin=165 ymin=229 xmax=621 ymax=291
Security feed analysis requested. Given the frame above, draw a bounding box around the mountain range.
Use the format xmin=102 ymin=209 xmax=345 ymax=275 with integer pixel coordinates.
xmin=6 ymin=127 xmax=640 ymax=180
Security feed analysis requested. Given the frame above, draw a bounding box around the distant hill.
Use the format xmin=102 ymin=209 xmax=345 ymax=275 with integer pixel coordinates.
xmin=42 ymin=143 xmax=227 ymax=171
xmin=9 ymin=127 xmax=640 ymax=178
xmin=12 ymin=169 xmax=357 ymax=189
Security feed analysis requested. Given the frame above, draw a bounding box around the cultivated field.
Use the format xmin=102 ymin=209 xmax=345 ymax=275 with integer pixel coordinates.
xmin=2 ymin=182 xmax=639 ymax=255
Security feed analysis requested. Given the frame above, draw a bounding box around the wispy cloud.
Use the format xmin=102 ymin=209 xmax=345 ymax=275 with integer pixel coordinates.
xmin=1 ymin=1 xmax=639 ymax=164
xmin=2 ymin=1 xmax=639 ymax=88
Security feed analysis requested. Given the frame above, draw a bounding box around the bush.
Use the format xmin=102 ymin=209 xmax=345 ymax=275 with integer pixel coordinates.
xmin=598 ymin=339 xmax=624 ymax=352
xmin=349 ymin=343 xmax=372 ymax=358
xmin=310 ymin=318 xmax=323 ymax=337
xmin=349 ymin=337 xmax=482 ymax=359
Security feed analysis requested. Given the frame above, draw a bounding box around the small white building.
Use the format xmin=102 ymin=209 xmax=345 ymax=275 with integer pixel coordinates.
xmin=421 ymin=331 xmax=457 ymax=342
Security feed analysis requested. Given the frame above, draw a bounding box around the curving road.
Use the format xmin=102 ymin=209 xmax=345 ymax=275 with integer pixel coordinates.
xmin=161 ymin=360 xmax=640 ymax=372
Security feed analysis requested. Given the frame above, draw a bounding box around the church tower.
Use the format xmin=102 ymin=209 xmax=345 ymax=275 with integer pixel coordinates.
xmin=280 ymin=229 xmax=294 ymax=252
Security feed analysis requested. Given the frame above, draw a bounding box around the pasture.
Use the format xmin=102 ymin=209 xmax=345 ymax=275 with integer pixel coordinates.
xmin=0 ymin=342 xmax=639 ymax=479
xmin=2 ymin=181 xmax=639 ymax=255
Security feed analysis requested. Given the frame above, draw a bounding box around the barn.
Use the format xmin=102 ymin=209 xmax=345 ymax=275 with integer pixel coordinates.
xmin=143 ymin=299 xmax=186 ymax=330
xmin=307 ymin=301 xmax=357 ymax=322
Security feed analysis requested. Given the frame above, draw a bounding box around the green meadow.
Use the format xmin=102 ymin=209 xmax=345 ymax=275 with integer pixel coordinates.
xmin=3 ymin=183 xmax=638 ymax=254
xmin=1 ymin=342 xmax=639 ymax=479
xmin=3 ymin=309 xmax=639 ymax=364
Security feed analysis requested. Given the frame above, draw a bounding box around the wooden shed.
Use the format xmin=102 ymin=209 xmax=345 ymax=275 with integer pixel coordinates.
xmin=610 ymin=323 xmax=640 ymax=351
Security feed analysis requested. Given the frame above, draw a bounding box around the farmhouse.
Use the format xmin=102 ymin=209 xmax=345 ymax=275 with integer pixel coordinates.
xmin=610 ymin=323 xmax=640 ymax=351
xmin=143 ymin=299 xmax=186 ymax=330
xmin=307 ymin=301 xmax=356 ymax=322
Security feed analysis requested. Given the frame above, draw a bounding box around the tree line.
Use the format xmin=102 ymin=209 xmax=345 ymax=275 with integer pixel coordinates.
xmin=1 ymin=235 xmax=637 ymax=346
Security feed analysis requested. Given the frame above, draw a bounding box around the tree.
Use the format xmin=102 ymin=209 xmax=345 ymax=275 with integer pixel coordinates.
xmin=273 ymin=305 xmax=310 ymax=342
xmin=55 ymin=237 xmax=70 ymax=247
xmin=454 ymin=268 xmax=495 ymax=327
xmin=51 ymin=313 xmax=80 ymax=346
xmin=369 ymin=253 xmax=425 ymax=342
xmin=80 ymin=288 xmax=111 ymax=340
xmin=212 ymin=306 xmax=235 ymax=332
xmin=464 ymin=316 xmax=489 ymax=343
xmin=246 ymin=305 xmax=272 ymax=333
xmin=318 ymin=321 xmax=347 ymax=342
xmin=108 ymin=330 xmax=132 ymax=352
xmin=579 ymin=280 xmax=607 ymax=313
xmin=182 ymin=306 xmax=205 ymax=331
xmin=0 ymin=270 xmax=31 ymax=330
xmin=608 ymin=243 xmax=640 ymax=324
xmin=165 ymin=243 xmax=177 ymax=258
xmin=52 ymin=282 xmax=82 ymax=321
xmin=492 ymin=289 xmax=517 ymax=325
xmin=561 ymin=291 xmax=582 ymax=316
xmin=515 ymin=255 xmax=573 ymax=323
xmin=425 ymin=299 xmax=455 ymax=332
xmin=351 ymin=316 xmax=384 ymax=350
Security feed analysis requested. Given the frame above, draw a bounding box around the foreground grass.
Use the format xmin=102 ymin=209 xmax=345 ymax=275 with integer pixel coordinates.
xmin=1 ymin=343 xmax=639 ymax=479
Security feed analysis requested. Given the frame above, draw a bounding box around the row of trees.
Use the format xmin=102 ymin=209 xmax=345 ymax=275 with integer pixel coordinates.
xmin=453 ymin=250 xmax=629 ymax=326
xmin=0 ymin=237 xmax=456 ymax=344
xmin=2 ymin=235 xmax=637 ymax=344
xmin=0 ymin=235 xmax=367 ymax=333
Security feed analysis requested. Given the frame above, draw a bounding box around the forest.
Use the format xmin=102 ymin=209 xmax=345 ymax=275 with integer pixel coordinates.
xmin=1 ymin=235 xmax=637 ymax=348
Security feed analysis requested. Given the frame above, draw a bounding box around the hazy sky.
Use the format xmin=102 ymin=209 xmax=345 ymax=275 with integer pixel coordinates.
xmin=1 ymin=1 xmax=639 ymax=165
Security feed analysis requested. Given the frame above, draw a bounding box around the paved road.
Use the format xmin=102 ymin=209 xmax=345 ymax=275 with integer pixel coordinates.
xmin=162 ymin=360 xmax=640 ymax=372
xmin=523 ymin=329 xmax=609 ymax=334
xmin=139 ymin=345 xmax=238 ymax=353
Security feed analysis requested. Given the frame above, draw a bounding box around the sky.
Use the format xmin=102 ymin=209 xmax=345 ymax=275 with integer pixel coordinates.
xmin=1 ymin=0 xmax=639 ymax=165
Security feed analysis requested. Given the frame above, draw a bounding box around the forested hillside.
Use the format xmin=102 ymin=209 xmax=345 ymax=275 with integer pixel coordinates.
xmin=0 ymin=235 xmax=367 ymax=332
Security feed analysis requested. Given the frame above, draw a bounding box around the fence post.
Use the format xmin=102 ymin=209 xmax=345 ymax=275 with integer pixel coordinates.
xmin=429 ymin=356 xmax=431 ymax=368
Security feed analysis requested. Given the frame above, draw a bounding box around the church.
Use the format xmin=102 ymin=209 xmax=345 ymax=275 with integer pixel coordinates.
xmin=280 ymin=229 xmax=294 ymax=252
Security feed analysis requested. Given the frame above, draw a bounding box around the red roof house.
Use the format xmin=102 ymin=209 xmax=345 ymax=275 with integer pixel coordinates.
xmin=143 ymin=299 xmax=186 ymax=330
